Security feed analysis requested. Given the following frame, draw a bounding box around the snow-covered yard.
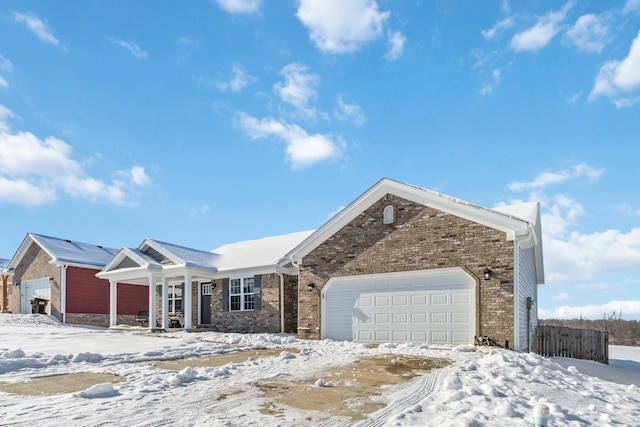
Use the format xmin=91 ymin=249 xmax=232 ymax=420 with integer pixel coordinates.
xmin=0 ymin=315 xmax=638 ymax=426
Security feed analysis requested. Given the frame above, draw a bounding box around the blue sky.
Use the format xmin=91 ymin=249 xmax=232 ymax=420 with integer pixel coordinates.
xmin=1 ymin=0 xmax=639 ymax=320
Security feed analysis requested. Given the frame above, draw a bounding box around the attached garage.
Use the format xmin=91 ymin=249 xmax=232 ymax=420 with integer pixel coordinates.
xmin=321 ymin=268 xmax=476 ymax=345
xmin=21 ymin=277 xmax=51 ymax=315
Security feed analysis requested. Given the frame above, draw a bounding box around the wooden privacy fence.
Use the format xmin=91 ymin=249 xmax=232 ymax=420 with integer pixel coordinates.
xmin=535 ymin=325 xmax=609 ymax=364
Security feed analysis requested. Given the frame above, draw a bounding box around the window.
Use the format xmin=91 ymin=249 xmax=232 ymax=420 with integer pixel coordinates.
xmin=202 ymin=282 xmax=212 ymax=295
xmin=230 ymin=277 xmax=255 ymax=311
xmin=383 ymin=204 xmax=395 ymax=224
xmin=167 ymin=283 xmax=183 ymax=313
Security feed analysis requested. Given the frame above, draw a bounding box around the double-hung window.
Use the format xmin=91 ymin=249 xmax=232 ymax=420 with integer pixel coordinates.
xmin=167 ymin=283 xmax=183 ymax=313
xmin=229 ymin=277 xmax=255 ymax=311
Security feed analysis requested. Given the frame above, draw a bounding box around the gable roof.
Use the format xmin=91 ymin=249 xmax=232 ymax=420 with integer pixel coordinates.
xmin=284 ymin=178 xmax=544 ymax=284
xmin=139 ymin=239 xmax=220 ymax=269
xmin=211 ymin=230 xmax=315 ymax=272
xmin=7 ymin=233 xmax=119 ymax=270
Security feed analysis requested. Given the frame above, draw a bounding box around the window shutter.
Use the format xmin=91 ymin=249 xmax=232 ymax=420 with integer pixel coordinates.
xmin=253 ymin=274 xmax=261 ymax=310
xmin=222 ymin=278 xmax=229 ymax=312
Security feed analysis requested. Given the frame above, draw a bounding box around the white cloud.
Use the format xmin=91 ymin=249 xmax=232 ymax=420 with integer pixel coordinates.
xmin=481 ymin=18 xmax=514 ymax=40
xmin=191 ymin=204 xmax=210 ymax=216
xmin=510 ymin=2 xmax=573 ymax=52
xmin=508 ymin=163 xmax=603 ymax=192
xmin=0 ymin=55 xmax=12 ymax=89
xmin=551 ymin=292 xmax=571 ymax=301
xmin=215 ymin=64 xmax=257 ymax=92
xmin=539 ymin=300 xmax=640 ymax=320
xmin=384 ymin=31 xmax=406 ymax=61
xmin=235 ymin=112 xmax=344 ymax=169
xmin=111 ymin=39 xmax=148 ymax=59
xmin=480 ymin=68 xmax=501 ymax=95
xmin=0 ymin=105 xmax=150 ymax=207
xmin=564 ymin=14 xmax=610 ymax=53
xmin=273 ymin=63 xmax=320 ymax=118
xmin=295 ymin=0 xmax=390 ymax=54
xmin=334 ymin=94 xmax=366 ymax=126
xmin=13 ymin=12 xmax=60 ymax=46
xmin=623 ymin=0 xmax=640 ymax=14
xmin=589 ymin=30 xmax=640 ymax=100
xmin=215 ymin=0 xmax=262 ymax=14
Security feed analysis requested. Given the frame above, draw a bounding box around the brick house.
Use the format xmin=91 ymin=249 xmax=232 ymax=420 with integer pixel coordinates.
xmin=4 ymin=179 xmax=544 ymax=351
xmin=3 ymin=234 xmax=148 ymax=326
xmin=97 ymin=232 xmax=312 ymax=331
xmin=285 ymin=179 xmax=544 ymax=351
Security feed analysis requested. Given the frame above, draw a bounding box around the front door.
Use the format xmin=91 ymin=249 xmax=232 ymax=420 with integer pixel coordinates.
xmin=200 ymin=282 xmax=212 ymax=324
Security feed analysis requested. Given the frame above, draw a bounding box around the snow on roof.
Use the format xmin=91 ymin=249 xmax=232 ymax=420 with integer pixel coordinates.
xmin=492 ymin=201 xmax=539 ymax=225
xmin=30 ymin=233 xmax=119 ymax=268
xmin=212 ymin=230 xmax=315 ymax=272
xmin=0 ymin=258 xmax=9 ymax=271
xmin=142 ymin=239 xmax=220 ymax=269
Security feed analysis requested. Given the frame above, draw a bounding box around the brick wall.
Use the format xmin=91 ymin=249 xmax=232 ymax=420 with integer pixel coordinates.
xmin=200 ymin=273 xmax=282 ymax=333
xmin=8 ymin=243 xmax=61 ymax=320
xmin=298 ymin=194 xmax=515 ymax=347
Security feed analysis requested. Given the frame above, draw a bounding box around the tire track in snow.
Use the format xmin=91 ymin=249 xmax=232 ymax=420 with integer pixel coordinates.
xmin=356 ymin=370 xmax=441 ymax=427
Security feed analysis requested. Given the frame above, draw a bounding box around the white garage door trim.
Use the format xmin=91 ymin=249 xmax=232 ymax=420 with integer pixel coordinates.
xmin=21 ymin=277 xmax=52 ymax=315
xmin=321 ymin=267 xmax=476 ymax=345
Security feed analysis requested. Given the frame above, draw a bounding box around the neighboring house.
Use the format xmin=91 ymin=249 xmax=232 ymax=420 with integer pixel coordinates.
xmin=0 ymin=258 xmax=10 ymax=312
xmin=285 ymin=178 xmax=544 ymax=352
xmin=97 ymin=232 xmax=312 ymax=331
xmin=4 ymin=234 xmax=148 ymax=326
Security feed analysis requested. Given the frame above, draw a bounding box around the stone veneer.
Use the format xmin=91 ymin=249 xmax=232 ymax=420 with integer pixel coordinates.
xmin=8 ymin=243 xmax=62 ymax=320
xmin=297 ymin=194 xmax=515 ymax=348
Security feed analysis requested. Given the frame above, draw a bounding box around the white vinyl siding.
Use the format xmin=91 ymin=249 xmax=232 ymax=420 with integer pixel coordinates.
xmin=517 ymin=246 xmax=538 ymax=351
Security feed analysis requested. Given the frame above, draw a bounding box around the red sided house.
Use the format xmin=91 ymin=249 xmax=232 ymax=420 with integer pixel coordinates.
xmin=4 ymin=234 xmax=148 ymax=326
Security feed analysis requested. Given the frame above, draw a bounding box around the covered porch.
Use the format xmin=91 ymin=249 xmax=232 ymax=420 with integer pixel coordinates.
xmin=97 ymin=242 xmax=219 ymax=331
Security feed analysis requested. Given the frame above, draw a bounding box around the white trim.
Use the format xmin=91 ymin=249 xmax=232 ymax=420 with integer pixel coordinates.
xmin=228 ymin=276 xmax=255 ymax=312
xmin=60 ymin=265 xmax=67 ymax=323
xmin=286 ymin=178 xmax=533 ymax=265
xmin=513 ymin=240 xmax=520 ymax=351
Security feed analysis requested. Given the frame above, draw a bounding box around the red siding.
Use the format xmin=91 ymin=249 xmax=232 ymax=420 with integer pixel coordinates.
xmin=65 ymin=267 xmax=148 ymax=315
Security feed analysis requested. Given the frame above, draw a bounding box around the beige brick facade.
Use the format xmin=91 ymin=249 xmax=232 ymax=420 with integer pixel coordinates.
xmin=298 ymin=194 xmax=515 ymax=348
xmin=8 ymin=243 xmax=62 ymax=320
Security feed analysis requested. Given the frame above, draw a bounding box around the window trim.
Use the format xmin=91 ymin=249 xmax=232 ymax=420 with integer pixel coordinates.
xmin=229 ymin=277 xmax=255 ymax=312
xmin=166 ymin=282 xmax=183 ymax=314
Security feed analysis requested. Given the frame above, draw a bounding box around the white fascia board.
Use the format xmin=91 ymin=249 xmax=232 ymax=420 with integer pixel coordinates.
xmin=287 ymin=178 xmax=531 ymax=263
xmin=96 ymin=265 xmax=161 ymax=283
xmin=139 ymin=239 xmax=184 ymax=265
xmin=212 ymin=265 xmax=279 ymax=279
xmin=6 ymin=234 xmax=40 ymax=270
xmin=49 ymin=260 xmax=104 ymax=270
xmin=160 ymin=264 xmax=217 ymax=280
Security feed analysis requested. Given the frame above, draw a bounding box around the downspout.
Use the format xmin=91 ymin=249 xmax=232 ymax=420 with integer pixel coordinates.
xmin=60 ymin=265 xmax=67 ymax=323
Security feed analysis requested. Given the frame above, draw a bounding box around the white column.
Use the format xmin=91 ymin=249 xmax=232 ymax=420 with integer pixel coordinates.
xmin=161 ymin=278 xmax=169 ymax=329
xmin=109 ymin=280 xmax=117 ymax=327
xmin=148 ymin=276 xmax=157 ymax=330
xmin=184 ymin=274 xmax=192 ymax=330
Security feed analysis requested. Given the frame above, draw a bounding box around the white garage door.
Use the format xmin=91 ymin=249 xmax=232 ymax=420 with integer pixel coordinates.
xmin=21 ymin=277 xmax=51 ymax=315
xmin=322 ymin=268 xmax=475 ymax=345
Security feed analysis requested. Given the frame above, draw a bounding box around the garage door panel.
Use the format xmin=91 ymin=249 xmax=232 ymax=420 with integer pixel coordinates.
xmin=452 ymin=312 xmax=470 ymax=324
xmin=430 ymin=312 xmax=448 ymax=324
xmin=411 ymin=294 xmax=427 ymax=305
xmin=430 ymin=331 xmax=449 ymax=343
xmin=393 ymin=313 xmax=408 ymax=323
xmin=452 ymin=292 xmax=470 ymax=304
xmin=375 ymin=296 xmax=390 ymax=307
xmin=430 ymin=294 xmax=448 ymax=304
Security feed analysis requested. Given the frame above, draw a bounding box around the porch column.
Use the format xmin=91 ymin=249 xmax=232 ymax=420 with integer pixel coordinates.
xmin=109 ymin=280 xmax=117 ymax=327
xmin=184 ymin=273 xmax=192 ymax=330
xmin=148 ymin=276 xmax=157 ymax=329
xmin=161 ymin=278 xmax=169 ymax=329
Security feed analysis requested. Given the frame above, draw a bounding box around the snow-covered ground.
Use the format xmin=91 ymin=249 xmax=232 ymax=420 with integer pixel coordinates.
xmin=0 ymin=314 xmax=638 ymax=426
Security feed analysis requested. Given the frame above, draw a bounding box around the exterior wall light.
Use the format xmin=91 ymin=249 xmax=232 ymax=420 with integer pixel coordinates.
xmin=307 ymin=282 xmax=315 ymax=291
xmin=484 ymin=267 xmax=492 ymax=281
